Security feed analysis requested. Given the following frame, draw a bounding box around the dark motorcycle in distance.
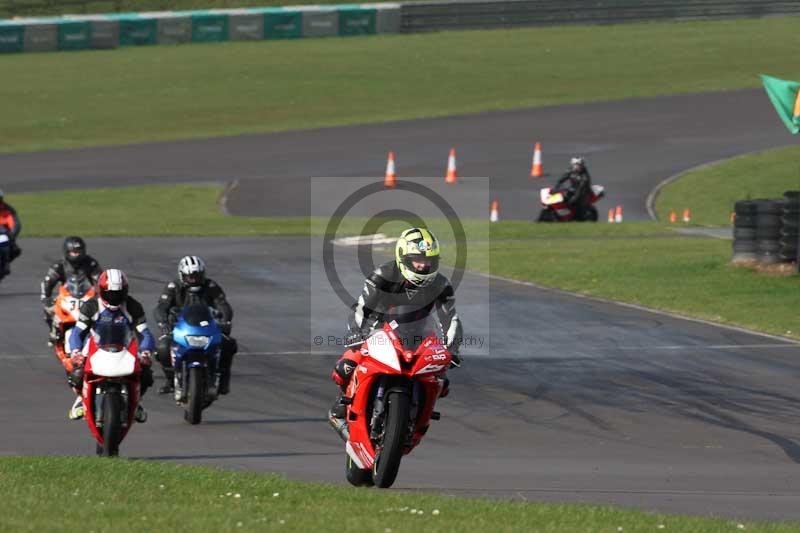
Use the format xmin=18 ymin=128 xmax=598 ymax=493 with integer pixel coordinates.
xmin=538 ymin=184 xmax=605 ymax=222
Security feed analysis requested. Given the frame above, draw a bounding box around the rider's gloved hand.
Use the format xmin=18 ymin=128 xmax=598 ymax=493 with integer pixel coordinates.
xmin=449 ymin=352 xmax=462 ymax=368
xmin=139 ymin=350 xmax=153 ymax=366
xmin=71 ymin=351 xmax=85 ymax=368
xmin=219 ymin=321 xmax=232 ymax=336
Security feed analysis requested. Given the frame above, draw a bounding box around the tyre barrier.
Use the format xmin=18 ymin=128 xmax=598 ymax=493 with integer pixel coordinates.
xmin=731 ymin=200 xmax=757 ymax=264
xmin=755 ymin=199 xmax=784 ymax=265
xmin=733 ymin=194 xmax=799 ymax=268
xmin=0 ymin=3 xmax=401 ymax=53
xmin=780 ymin=190 xmax=800 ymax=262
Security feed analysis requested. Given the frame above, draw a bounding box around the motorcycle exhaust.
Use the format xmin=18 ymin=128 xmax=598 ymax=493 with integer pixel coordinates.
xmin=328 ymin=412 xmax=350 ymax=442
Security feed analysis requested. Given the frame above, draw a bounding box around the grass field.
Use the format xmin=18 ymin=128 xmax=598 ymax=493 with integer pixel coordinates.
xmin=1 ymin=456 xmax=795 ymax=532
xmin=2 ymin=17 xmax=800 ymax=152
xmin=10 ymin=184 xmax=800 ymax=339
xmin=656 ymin=145 xmax=800 ymax=226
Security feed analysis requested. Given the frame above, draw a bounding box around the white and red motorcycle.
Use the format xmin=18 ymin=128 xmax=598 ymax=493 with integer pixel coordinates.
xmin=538 ymin=184 xmax=605 ymax=222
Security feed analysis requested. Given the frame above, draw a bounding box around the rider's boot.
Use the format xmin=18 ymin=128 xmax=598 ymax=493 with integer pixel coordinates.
xmin=48 ymin=325 xmax=60 ymax=348
xmin=439 ymin=377 xmax=450 ymax=398
xmin=218 ymin=368 xmax=231 ymax=395
xmin=134 ymin=404 xmax=147 ymax=423
xmin=158 ymin=368 xmax=175 ymax=395
xmin=68 ymin=396 xmax=84 ymax=420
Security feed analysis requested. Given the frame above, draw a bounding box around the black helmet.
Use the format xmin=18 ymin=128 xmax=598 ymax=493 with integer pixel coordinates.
xmin=63 ymin=236 xmax=86 ymax=266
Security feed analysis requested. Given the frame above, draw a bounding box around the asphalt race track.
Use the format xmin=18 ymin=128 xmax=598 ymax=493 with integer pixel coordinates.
xmin=0 ymin=89 xmax=793 ymax=220
xmin=2 ymin=91 xmax=800 ymax=522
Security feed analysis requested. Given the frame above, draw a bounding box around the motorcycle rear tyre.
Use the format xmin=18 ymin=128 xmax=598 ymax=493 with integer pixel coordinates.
xmin=538 ymin=209 xmax=557 ymax=222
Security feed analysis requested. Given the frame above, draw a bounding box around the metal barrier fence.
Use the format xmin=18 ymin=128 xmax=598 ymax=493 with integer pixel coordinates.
xmin=401 ymin=0 xmax=800 ymax=32
xmin=2 ymin=0 xmax=799 ymax=53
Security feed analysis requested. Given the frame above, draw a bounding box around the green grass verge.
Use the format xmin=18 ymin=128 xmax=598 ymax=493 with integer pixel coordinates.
xmin=10 ymin=184 xmax=313 ymax=236
xmin=1 ymin=456 xmax=795 ymax=532
xmin=2 ymin=17 xmax=800 ymax=152
xmin=9 ymin=184 xmax=799 ymax=339
xmin=656 ymin=145 xmax=800 ymax=226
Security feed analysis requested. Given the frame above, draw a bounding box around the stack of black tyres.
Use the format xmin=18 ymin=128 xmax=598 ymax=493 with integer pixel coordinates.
xmin=755 ymin=199 xmax=784 ymax=265
xmin=780 ymin=191 xmax=800 ymax=263
xmin=732 ymin=200 xmax=757 ymax=263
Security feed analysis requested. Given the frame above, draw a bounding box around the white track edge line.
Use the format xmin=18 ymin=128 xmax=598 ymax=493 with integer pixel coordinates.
xmin=472 ymin=270 xmax=800 ymax=345
xmin=218 ymin=179 xmax=240 ymax=217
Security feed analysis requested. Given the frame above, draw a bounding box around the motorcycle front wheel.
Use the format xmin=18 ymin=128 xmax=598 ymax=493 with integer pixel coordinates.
xmin=372 ymin=391 xmax=410 ymax=489
xmin=185 ymin=366 xmax=205 ymax=425
xmin=581 ymin=206 xmax=599 ymax=222
xmin=100 ymin=391 xmax=122 ymax=457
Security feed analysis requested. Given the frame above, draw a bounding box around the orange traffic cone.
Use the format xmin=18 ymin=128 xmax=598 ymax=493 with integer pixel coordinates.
xmin=445 ymin=148 xmax=458 ymax=184
xmin=384 ymin=151 xmax=396 ymax=188
xmin=607 ymin=208 xmax=615 ymax=223
xmin=614 ymin=205 xmax=623 ymax=223
xmin=669 ymin=210 xmax=677 ymax=223
xmin=682 ymin=208 xmax=691 ymax=223
xmin=531 ymin=142 xmax=543 ymax=178
xmin=490 ymin=200 xmax=500 ymax=222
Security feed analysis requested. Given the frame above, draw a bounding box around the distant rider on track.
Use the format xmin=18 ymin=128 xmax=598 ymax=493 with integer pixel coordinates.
xmin=553 ymin=156 xmax=593 ymax=214
xmin=0 ymin=189 xmax=22 ymax=275
xmin=40 ymin=236 xmax=102 ymax=347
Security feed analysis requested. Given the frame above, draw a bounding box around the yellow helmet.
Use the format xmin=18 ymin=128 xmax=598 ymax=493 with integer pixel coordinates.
xmin=396 ymin=228 xmax=440 ymax=287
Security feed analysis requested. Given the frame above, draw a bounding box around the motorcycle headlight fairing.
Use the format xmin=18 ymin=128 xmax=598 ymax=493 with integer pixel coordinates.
xmin=185 ymin=335 xmax=211 ymax=348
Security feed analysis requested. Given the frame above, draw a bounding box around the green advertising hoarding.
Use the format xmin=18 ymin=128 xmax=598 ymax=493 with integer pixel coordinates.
xmin=338 ymin=6 xmax=376 ymax=36
xmin=191 ymin=11 xmax=229 ymax=42
xmin=116 ymin=14 xmax=157 ymax=46
xmin=0 ymin=22 xmax=24 ymax=53
xmin=58 ymin=20 xmax=92 ymax=50
xmin=261 ymin=8 xmax=302 ymax=39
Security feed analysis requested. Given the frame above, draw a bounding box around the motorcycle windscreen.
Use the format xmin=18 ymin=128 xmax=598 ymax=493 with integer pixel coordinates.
xmin=65 ymin=275 xmax=92 ymax=298
xmin=385 ymin=308 xmax=442 ymax=352
xmin=180 ymin=303 xmax=216 ymax=328
xmin=93 ymin=321 xmax=133 ymax=353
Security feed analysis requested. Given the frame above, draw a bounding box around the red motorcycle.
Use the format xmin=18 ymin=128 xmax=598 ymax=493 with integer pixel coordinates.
xmin=337 ymin=317 xmax=452 ymax=488
xmin=538 ymin=184 xmax=605 ymax=222
xmin=79 ymin=321 xmax=142 ymax=457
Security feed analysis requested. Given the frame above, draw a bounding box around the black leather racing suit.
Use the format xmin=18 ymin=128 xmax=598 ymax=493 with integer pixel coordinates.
xmin=153 ymin=278 xmax=237 ymax=391
xmin=332 ymin=260 xmax=463 ymax=388
xmin=554 ymin=169 xmax=593 ymax=211
xmin=40 ymin=256 xmax=103 ymax=342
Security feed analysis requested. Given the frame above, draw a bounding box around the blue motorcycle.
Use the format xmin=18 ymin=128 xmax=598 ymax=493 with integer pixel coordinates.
xmin=171 ymin=303 xmax=223 ymax=425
